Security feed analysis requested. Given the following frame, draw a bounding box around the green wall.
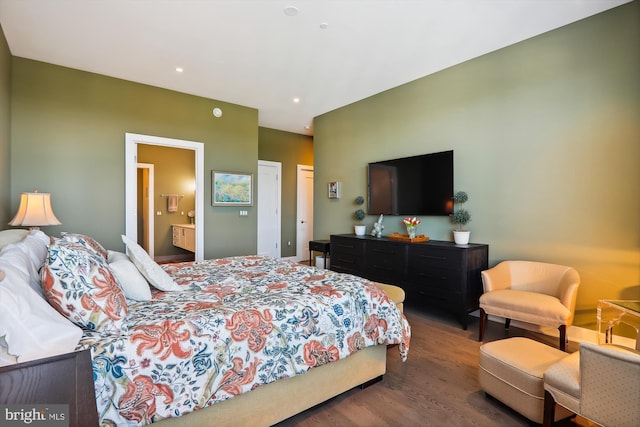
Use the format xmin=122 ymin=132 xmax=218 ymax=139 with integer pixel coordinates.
xmin=138 ymin=144 xmax=195 ymax=258
xmin=258 ymin=127 xmax=313 ymax=257
xmin=314 ymin=2 xmax=640 ymax=327
xmin=0 ymin=23 xmax=10 ymax=224
xmin=10 ymin=58 xmax=258 ymax=258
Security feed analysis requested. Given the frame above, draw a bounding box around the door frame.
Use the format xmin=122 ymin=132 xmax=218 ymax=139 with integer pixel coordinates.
xmin=257 ymin=160 xmax=282 ymax=258
xmin=137 ymin=163 xmax=155 ymax=257
xmin=296 ymin=164 xmax=314 ymax=262
xmin=125 ymin=133 xmax=205 ymax=261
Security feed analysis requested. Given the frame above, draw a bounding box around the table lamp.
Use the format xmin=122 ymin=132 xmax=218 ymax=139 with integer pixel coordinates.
xmin=8 ymin=191 xmax=62 ymax=230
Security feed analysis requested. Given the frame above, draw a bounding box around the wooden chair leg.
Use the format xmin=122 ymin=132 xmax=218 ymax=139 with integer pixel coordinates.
xmin=479 ymin=308 xmax=487 ymax=342
xmin=558 ymin=325 xmax=567 ymax=352
xmin=543 ymin=390 xmax=556 ymax=427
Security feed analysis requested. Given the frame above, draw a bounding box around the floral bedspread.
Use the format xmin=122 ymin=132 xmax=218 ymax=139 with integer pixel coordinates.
xmin=78 ymin=255 xmax=410 ymax=426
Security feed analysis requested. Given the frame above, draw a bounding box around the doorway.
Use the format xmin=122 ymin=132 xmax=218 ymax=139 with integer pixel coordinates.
xmin=257 ymin=160 xmax=281 ymax=258
xmin=296 ymin=165 xmax=314 ymax=263
xmin=125 ymin=133 xmax=205 ymax=261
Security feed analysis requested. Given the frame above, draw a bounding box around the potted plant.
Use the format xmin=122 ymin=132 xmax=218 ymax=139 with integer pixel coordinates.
xmin=451 ymin=191 xmax=471 ymax=244
xmin=353 ymin=196 xmax=366 ymax=236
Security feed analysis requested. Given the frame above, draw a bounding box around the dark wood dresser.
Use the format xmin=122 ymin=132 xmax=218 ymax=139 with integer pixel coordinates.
xmin=330 ymin=234 xmax=488 ymax=329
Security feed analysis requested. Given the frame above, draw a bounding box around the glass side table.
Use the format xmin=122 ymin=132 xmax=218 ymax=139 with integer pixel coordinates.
xmin=597 ymin=300 xmax=640 ymax=347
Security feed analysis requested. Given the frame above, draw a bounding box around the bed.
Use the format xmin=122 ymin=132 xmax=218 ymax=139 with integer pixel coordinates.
xmin=0 ymin=229 xmax=410 ymax=426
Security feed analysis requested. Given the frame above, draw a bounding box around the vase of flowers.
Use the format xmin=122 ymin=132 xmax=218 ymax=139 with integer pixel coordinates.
xmin=403 ymin=217 xmax=421 ymax=239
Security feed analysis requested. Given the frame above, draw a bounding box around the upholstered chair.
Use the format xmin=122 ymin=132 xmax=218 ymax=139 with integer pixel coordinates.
xmin=478 ymin=261 xmax=580 ymax=351
xmin=543 ymin=342 xmax=640 ymax=427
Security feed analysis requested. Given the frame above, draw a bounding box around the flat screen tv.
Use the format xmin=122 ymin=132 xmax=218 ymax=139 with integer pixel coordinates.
xmin=368 ymin=150 xmax=453 ymax=216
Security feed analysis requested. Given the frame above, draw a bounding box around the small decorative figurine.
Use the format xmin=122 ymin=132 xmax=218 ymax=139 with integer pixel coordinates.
xmin=371 ymin=214 xmax=384 ymax=238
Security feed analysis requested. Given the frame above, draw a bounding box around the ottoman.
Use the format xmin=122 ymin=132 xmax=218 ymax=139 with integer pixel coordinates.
xmin=479 ymin=337 xmax=574 ymax=423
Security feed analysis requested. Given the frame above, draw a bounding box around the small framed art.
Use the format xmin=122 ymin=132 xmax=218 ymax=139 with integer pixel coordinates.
xmin=328 ymin=181 xmax=340 ymax=199
xmin=212 ymin=171 xmax=253 ymax=206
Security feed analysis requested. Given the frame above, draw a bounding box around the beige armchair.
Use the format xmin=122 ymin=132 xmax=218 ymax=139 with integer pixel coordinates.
xmin=479 ymin=261 xmax=580 ymax=351
xmin=543 ymin=342 xmax=640 ymax=427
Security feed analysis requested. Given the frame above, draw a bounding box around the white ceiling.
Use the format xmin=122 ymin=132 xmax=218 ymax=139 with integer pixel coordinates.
xmin=0 ymin=0 xmax=630 ymax=135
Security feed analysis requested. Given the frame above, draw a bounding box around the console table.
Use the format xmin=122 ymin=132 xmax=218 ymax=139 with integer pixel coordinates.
xmin=309 ymin=239 xmax=330 ymax=268
xmin=597 ymin=300 xmax=640 ymax=347
xmin=330 ymin=234 xmax=488 ymax=329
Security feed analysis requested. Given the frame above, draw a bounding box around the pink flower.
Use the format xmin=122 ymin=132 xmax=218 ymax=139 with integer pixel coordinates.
xmin=402 ymin=217 xmax=421 ymax=226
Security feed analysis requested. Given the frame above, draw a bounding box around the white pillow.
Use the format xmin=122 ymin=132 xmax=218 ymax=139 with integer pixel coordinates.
xmin=121 ymin=235 xmax=181 ymax=291
xmin=107 ymin=250 xmax=130 ymax=263
xmin=16 ymin=230 xmax=50 ymax=296
xmin=0 ymin=232 xmax=48 ymax=299
xmin=109 ymin=259 xmax=153 ymax=301
xmin=0 ymin=259 xmax=82 ymax=367
xmin=0 ymin=228 xmax=29 ymax=251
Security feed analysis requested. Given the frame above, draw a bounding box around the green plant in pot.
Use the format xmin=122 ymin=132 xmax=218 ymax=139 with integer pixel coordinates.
xmin=353 ymin=196 xmax=366 ymax=236
xmin=451 ymin=191 xmax=471 ymax=244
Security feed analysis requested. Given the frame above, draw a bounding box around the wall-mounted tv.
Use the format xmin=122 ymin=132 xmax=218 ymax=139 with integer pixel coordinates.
xmin=368 ymin=150 xmax=453 ymax=216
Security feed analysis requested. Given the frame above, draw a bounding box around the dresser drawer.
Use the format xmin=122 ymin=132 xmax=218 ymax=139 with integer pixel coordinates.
xmin=410 ymin=268 xmax=463 ymax=306
xmin=331 ymin=236 xmax=364 ymax=255
xmin=331 ymin=254 xmax=361 ymax=274
xmin=364 ymin=240 xmax=406 ymax=283
xmin=408 ymin=245 xmax=463 ymax=270
xmin=330 ymin=236 xmax=365 ymax=274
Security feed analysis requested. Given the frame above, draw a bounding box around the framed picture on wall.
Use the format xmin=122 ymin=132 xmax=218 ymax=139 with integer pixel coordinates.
xmin=328 ymin=181 xmax=340 ymax=199
xmin=212 ymin=171 xmax=253 ymax=206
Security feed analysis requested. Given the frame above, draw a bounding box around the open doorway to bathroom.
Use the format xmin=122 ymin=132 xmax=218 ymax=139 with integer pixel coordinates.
xmin=137 ymin=145 xmax=195 ymax=263
xmin=125 ymin=133 xmax=205 ymax=262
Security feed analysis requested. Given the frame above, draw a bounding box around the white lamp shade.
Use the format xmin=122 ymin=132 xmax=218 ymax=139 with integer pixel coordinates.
xmin=8 ymin=192 xmax=62 ymax=227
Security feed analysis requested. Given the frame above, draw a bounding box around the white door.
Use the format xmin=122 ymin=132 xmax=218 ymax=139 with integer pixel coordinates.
xmin=257 ymin=160 xmax=281 ymax=258
xmin=296 ymin=165 xmax=314 ymax=263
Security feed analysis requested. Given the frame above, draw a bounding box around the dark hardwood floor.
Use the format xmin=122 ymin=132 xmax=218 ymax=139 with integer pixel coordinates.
xmin=275 ymin=306 xmax=596 ymax=427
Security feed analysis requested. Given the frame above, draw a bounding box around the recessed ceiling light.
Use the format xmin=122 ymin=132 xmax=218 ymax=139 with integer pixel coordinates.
xmin=284 ymin=6 xmax=298 ymax=16
xmin=175 ymin=67 xmax=184 ymax=73
xmin=293 ymin=97 xmax=300 ymax=103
